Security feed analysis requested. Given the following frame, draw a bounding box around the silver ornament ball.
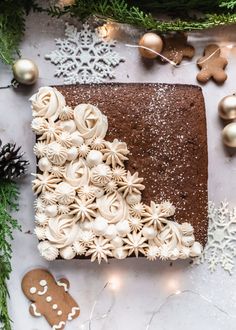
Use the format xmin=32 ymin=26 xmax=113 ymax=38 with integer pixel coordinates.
xmin=222 ymin=122 xmax=236 ymax=148
xmin=218 ymin=94 xmax=236 ymax=120
xmin=12 ymin=58 xmax=39 ymax=85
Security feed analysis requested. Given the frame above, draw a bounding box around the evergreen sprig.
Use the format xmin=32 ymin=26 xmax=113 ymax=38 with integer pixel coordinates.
xmin=47 ymin=0 xmax=236 ymax=32
xmin=0 ymin=0 xmax=39 ymax=65
xmin=0 ymin=180 xmax=21 ymax=330
xmin=220 ymin=0 xmax=236 ymax=9
xmin=1 ymin=0 xmax=236 ymax=64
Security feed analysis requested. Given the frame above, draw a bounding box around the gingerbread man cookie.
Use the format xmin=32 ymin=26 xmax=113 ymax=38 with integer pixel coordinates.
xmin=22 ymin=269 xmax=80 ymax=329
xmin=197 ymin=44 xmax=228 ymax=84
xmin=161 ymin=33 xmax=195 ymax=65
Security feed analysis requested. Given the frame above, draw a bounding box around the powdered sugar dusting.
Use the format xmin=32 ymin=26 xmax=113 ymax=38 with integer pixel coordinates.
xmin=57 ymin=83 xmax=208 ymax=245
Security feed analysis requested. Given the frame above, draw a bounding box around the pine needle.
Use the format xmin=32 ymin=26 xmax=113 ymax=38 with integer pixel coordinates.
xmin=0 ymin=0 xmax=40 ymax=65
xmin=47 ymin=0 xmax=236 ymax=32
xmin=0 ymin=180 xmax=21 ymax=330
xmin=1 ymin=0 xmax=236 ymax=65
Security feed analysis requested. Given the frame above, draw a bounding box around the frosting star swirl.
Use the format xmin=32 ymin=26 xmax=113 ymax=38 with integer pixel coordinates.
xmin=32 ymin=173 xmax=61 ymax=195
xmin=47 ymin=142 xmax=68 ymax=166
xmin=30 ymin=87 xmax=66 ymax=122
xmin=59 ymin=105 xmax=74 ymax=121
xmin=91 ymin=164 xmax=112 ymax=187
xmin=74 ymin=104 xmax=108 ymax=144
xmin=38 ymin=241 xmax=59 ymax=261
xmin=45 ymin=215 xmax=79 ymax=249
xmin=96 ymin=191 xmax=128 ymax=224
xmin=55 ymin=182 xmax=76 ymax=205
xmin=39 ymin=121 xmax=63 ymax=144
xmin=33 ymin=141 xmax=47 ymax=158
xmin=118 ymin=171 xmax=145 ymax=197
xmin=102 ymin=139 xmax=129 ymax=168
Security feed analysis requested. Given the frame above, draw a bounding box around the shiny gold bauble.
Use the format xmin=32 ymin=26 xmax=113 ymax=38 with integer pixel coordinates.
xmin=12 ymin=59 xmax=39 ymax=85
xmin=222 ymin=122 xmax=236 ymax=147
xmin=138 ymin=32 xmax=163 ymax=59
xmin=218 ymin=94 xmax=236 ymax=120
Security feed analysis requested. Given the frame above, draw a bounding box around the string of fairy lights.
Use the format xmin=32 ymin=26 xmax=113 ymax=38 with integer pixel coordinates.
xmin=78 ymin=276 xmax=236 ymax=330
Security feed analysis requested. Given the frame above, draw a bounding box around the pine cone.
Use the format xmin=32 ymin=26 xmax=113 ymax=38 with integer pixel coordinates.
xmin=0 ymin=139 xmax=29 ymax=180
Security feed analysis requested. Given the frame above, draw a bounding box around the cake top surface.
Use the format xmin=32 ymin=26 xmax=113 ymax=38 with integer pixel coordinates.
xmin=57 ymin=83 xmax=208 ymax=246
xmin=31 ymin=83 xmax=207 ymax=263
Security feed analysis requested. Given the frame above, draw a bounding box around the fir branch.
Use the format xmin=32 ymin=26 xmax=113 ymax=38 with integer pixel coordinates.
xmin=47 ymin=0 xmax=236 ymax=32
xmin=0 ymin=0 xmax=40 ymax=65
xmin=220 ymin=0 xmax=236 ymax=9
xmin=127 ymin=0 xmax=224 ymax=14
xmin=0 ymin=180 xmax=21 ymax=330
xmin=1 ymin=0 xmax=236 ymax=65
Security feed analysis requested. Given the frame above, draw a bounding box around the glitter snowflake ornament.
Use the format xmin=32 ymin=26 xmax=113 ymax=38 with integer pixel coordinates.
xmin=45 ymin=23 xmax=124 ymax=84
xmin=195 ymin=201 xmax=236 ymax=275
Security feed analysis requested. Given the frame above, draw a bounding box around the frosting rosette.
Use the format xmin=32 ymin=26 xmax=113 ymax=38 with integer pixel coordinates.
xmin=96 ymin=191 xmax=128 ymax=224
xmin=45 ymin=215 xmax=79 ymax=249
xmin=74 ymin=104 xmax=108 ymax=143
xmin=64 ymin=159 xmax=90 ymax=188
xmin=55 ymin=182 xmax=76 ymax=205
xmin=38 ymin=241 xmax=59 ymax=261
xmin=30 ymin=86 xmax=66 ymax=121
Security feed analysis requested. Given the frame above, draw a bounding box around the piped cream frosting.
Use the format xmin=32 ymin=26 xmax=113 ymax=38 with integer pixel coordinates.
xmin=31 ymin=86 xmax=203 ymax=263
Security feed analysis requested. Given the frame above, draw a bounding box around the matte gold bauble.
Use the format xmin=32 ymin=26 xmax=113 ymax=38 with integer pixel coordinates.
xmin=12 ymin=59 xmax=39 ymax=85
xmin=222 ymin=123 xmax=236 ymax=147
xmin=138 ymin=32 xmax=163 ymax=59
xmin=58 ymin=0 xmax=75 ymax=7
xmin=218 ymin=94 xmax=236 ymax=120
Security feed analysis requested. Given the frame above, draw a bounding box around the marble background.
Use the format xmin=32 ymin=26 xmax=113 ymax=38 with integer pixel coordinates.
xmin=1 ymin=9 xmax=236 ymax=330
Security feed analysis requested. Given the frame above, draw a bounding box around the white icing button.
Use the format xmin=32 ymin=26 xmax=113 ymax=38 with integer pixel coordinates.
xmin=57 ymin=310 xmax=62 ymax=316
xmin=86 ymin=150 xmax=103 ymax=167
xmin=92 ymin=217 xmax=108 ymax=235
xmin=30 ymin=287 xmax=37 ymax=294
xmin=40 ymin=280 xmax=47 ymax=287
xmin=53 ymin=304 xmax=58 ymax=310
xmin=67 ymin=146 xmax=79 ymax=161
xmin=45 ymin=205 xmax=58 ymax=217
xmin=38 ymin=157 xmax=51 ymax=172
xmin=46 ymin=296 xmax=52 ymax=302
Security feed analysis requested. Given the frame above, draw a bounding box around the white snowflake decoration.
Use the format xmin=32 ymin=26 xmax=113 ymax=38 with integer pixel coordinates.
xmin=45 ymin=23 xmax=124 ymax=84
xmin=195 ymin=201 xmax=236 ymax=275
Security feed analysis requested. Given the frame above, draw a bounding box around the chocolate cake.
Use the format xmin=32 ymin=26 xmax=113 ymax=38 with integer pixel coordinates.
xmin=56 ymin=83 xmax=208 ymax=246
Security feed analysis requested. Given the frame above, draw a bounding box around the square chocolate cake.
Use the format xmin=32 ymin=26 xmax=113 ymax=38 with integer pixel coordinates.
xmin=31 ymin=83 xmax=208 ymax=262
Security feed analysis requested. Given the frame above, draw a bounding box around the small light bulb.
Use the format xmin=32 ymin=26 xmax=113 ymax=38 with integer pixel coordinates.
xmin=109 ymin=275 xmax=121 ymax=291
xmin=97 ymin=25 xmax=109 ymax=38
xmin=167 ymin=279 xmax=178 ymax=291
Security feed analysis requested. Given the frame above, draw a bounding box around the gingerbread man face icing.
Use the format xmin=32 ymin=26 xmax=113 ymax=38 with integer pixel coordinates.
xmin=22 ymin=269 xmax=80 ymax=329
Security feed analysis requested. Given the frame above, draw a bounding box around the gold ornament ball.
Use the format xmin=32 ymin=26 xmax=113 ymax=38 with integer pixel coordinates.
xmin=222 ymin=122 xmax=236 ymax=147
xmin=58 ymin=0 xmax=75 ymax=7
xmin=218 ymin=94 xmax=236 ymax=120
xmin=12 ymin=59 xmax=39 ymax=85
xmin=138 ymin=32 xmax=163 ymax=59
